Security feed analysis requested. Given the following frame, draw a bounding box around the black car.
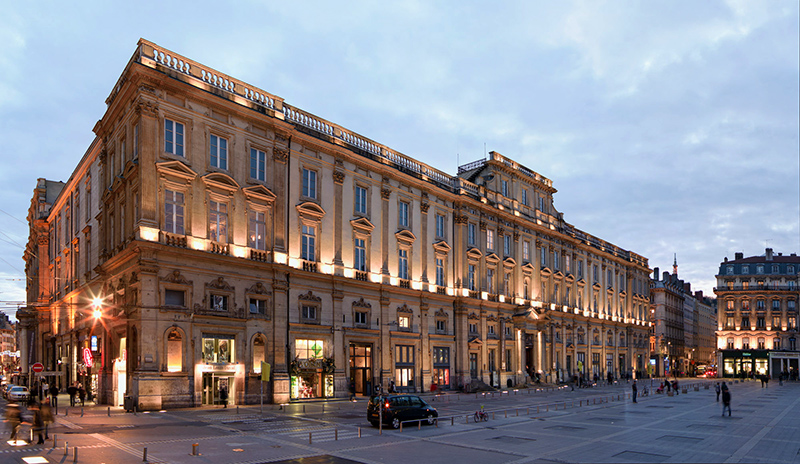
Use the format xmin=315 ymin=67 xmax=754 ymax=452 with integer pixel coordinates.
xmin=367 ymin=394 xmax=438 ymax=429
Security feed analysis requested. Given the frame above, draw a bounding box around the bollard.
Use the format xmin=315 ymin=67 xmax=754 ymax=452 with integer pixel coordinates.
xmin=546 ymin=404 xmax=549 ymax=412
xmin=143 ymin=447 xmax=148 ymax=462
xmin=492 ymin=412 xmax=495 ymax=420
xmin=309 ymin=432 xmax=313 ymax=444
xmin=65 ymin=442 xmax=69 ymax=456
xmin=81 ymin=406 xmax=84 ymax=417
xmin=358 ymin=427 xmax=362 ymax=438
xmin=505 ymin=410 xmax=507 ymax=418
xmin=418 ymin=421 xmax=421 ymax=430
xmin=237 ymin=405 xmax=239 ymax=414
xmin=73 ymin=447 xmax=78 ymax=463
xmin=53 ymin=434 xmax=57 ymax=448
xmin=400 ymin=422 xmax=403 ymax=432
xmin=526 ymin=407 xmax=529 ymax=415
xmin=134 ymin=405 xmax=138 ymax=416
xmin=66 ymin=408 xmax=69 ymax=416
xmin=537 ymin=405 xmax=539 ymax=413
xmin=466 ymin=415 xmax=469 ymax=424
xmin=322 ymin=404 xmax=325 ymax=414
xmin=192 ymin=443 xmax=199 ymax=456
xmin=451 ymin=417 xmax=454 ymax=426
xmin=303 ymin=405 xmax=306 ymax=414
xmin=335 ymin=428 xmax=339 ymax=440
xmin=516 ymin=409 xmax=519 ymax=417
xmin=108 ymin=407 xmax=111 ymax=417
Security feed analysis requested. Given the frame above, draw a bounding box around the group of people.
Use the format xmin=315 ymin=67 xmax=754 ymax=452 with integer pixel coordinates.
xmin=655 ymin=379 xmax=680 ymax=394
xmin=5 ymin=398 xmax=55 ymax=445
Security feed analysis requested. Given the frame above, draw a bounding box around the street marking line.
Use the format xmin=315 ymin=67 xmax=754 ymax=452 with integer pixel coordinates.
xmin=90 ymin=433 xmax=168 ymax=463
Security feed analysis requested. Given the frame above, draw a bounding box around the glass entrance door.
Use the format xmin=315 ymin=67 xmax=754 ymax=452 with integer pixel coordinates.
xmin=202 ymin=373 xmax=235 ymax=405
xmin=349 ymin=343 xmax=372 ymax=396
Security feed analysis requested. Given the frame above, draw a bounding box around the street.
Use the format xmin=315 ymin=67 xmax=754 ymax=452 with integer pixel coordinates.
xmin=1 ymin=379 xmax=798 ymax=463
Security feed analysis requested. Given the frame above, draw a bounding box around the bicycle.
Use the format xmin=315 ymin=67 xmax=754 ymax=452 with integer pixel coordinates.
xmin=474 ymin=405 xmax=488 ymax=422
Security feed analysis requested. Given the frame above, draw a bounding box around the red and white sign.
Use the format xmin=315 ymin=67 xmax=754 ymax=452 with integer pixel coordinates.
xmin=83 ymin=348 xmax=94 ymax=368
xmin=31 ymin=362 xmax=44 ymax=373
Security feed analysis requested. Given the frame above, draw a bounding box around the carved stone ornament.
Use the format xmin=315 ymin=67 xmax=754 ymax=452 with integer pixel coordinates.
xmin=479 ymin=221 xmax=487 ymax=231
xmin=298 ymin=290 xmax=321 ymax=302
xmin=352 ymin=297 xmax=372 ymax=309
xmin=514 ymin=231 xmax=520 ymax=241
xmin=274 ymin=131 xmax=289 ymax=144
xmin=381 ymin=187 xmax=392 ymax=200
xmin=332 ymin=170 xmax=345 ymax=185
xmin=163 ymin=270 xmax=190 ymax=285
xmin=435 ymin=308 xmax=447 ymax=318
xmin=246 ymin=282 xmax=272 ymax=295
xmin=135 ymin=100 xmax=159 ymax=118
xmin=206 ymin=277 xmax=232 ymax=290
xmin=273 ymin=147 xmax=289 ymax=163
xmin=397 ymin=304 xmax=413 ymax=314
xmin=468 ymin=312 xmax=480 ymax=321
xmin=420 ymin=202 xmax=430 ymax=213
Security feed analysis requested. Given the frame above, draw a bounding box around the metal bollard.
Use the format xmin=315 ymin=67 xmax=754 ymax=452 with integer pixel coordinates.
xmin=192 ymin=443 xmax=199 ymax=456
xmin=492 ymin=412 xmax=495 ymax=420
xmin=236 ymin=405 xmax=239 ymax=414
xmin=81 ymin=406 xmax=84 ymax=417
xmin=322 ymin=404 xmax=325 ymax=413
xmin=358 ymin=427 xmax=362 ymax=438
xmin=335 ymin=428 xmax=339 ymax=440
xmin=546 ymin=404 xmax=549 ymax=412
xmin=309 ymin=432 xmax=312 ymax=444
xmin=466 ymin=415 xmax=469 ymax=424
xmin=53 ymin=434 xmax=57 ymax=448
xmin=451 ymin=417 xmax=454 ymax=426
xmin=418 ymin=421 xmax=421 ymax=430
xmin=74 ymin=447 xmax=78 ymax=463
xmin=505 ymin=410 xmax=507 ymax=418
xmin=303 ymin=405 xmax=306 ymax=414
xmin=400 ymin=422 xmax=403 ymax=432
xmin=66 ymin=408 xmax=69 ymax=416
xmin=108 ymin=407 xmax=111 ymax=416
xmin=143 ymin=447 xmax=148 ymax=462
xmin=64 ymin=442 xmax=69 ymax=456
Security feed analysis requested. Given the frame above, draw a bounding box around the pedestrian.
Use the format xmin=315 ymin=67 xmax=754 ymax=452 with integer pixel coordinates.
xmin=715 ymin=382 xmax=721 ymax=402
xmin=765 ymin=375 xmax=769 ymax=388
xmin=607 ymin=372 xmax=613 ymax=386
xmin=6 ymin=403 xmax=22 ymax=441
xmin=388 ymin=379 xmax=396 ymax=394
xmin=665 ymin=381 xmax=671 ymax=393
xmin=349 ymin=380 xmax=356 ymax=401
xmin=41 ymin=398 xmax=53 ymax=440
xmin=760 ymin=374 xmax=765 ymax=388
xmin=219 ymin=386 xmax=228 ymax=408
xmin=67 ymin=383 xmax=77 ymax=407
xmin=721 ymin=383 xmax=731 ymax=416
xmin=632 ymin=380 xmax=638 ymax=403
xmin=32 ymin=403 xmax=45 ymax=444
xmin=78 ymin=384 xmax=86 ymax=406
xmin=49 ymin=383 xmax=59 ymax=408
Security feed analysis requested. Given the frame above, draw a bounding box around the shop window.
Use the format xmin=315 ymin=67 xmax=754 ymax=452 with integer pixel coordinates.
xmin=395 ymin=345 xmax=415 ymax=389
xmin=166 ymin=329 xmax=183 ymax=372
xmin=252 ymin=336 xmax=266 ymax=374
xmin=203 ymin=334 xmax=235 ymax=363
xmin=432 ymin=346 xmax=450 ymax=388
xmin=291 ymin=339 xmax=333 ymax=399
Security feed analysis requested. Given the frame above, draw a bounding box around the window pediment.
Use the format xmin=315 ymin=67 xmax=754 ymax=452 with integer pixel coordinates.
xmin=202 ymin=172 xmax=239 ymax=194
xmin=298 ymin=290 xmax=321 ymax=303
xmin=565 ymin=274 xmax=575 ymax=284
xmin=553 ymin=270 xmax=565 ymax=279
xmin=432 ymin=240 xmax=451 ymax=255
xmin=503 ymin=257 xmax=517 ymax=269
xmin=466 ymin=247 xmax=483 ymax=261
xmin=246 ymin=282 xmax=272 ymax=296
xmin=352 ymin=297 xmax=372 ymax=309
xmin=468 ymin=336 xmax=483 ymax=346
xmin=468 ymin=312 xmax=480 ymax=321
xmin=434 ymin=308 xmax=447 ymax=318
xmin=243 ymin=185 xmax=277 ymax=204
xmin=157 ymin=160 xmax=197 ymax=183
xmin=395 ymin=229 xmax=416 ymax=246
xmin=592 ymin=282 xmax=601 ymax=291
xmin=540 ymin=267 xmax=552 ymax=277
xmin=162 ymin=270 xmax=191 ymax=285
xmin=618 ymin=290 xmax=627 ymax=298
xmin=351 ymin=217 xmax=375 ymax=235
xmin=521 ymin=262 xmax=535 ymax=274
xmin=206 ymin=277 xmax=233 ymax=291
xmin=486 ymin=314 xmax=499 ymax=322
xmin=486 ymin=253 xmax=500 ymax=264
xmin=296 ymin=201 xmax=326 ymax=221
xmin=397 ymin=303 xmax=413 ymax=314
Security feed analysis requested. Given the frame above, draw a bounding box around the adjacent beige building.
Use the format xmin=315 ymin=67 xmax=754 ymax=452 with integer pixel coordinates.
xmin=20 ymin=39 xmax=651 ymax=409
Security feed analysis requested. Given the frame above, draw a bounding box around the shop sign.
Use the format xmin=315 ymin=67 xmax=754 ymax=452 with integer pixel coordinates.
xmin=200 ymin=363 xmax=237 ymax=373
xmin=83 ymin=348 xmax=93 ymax=367
xmin=297 ymin=358 xmax=324 ymax=370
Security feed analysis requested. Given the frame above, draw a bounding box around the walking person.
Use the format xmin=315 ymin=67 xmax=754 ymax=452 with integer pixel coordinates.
xmin=721 ymin=383 xmax=732 ymax=416
xmin=49 ymin=383 xmax=59 ymax=408
xmin=219 ymin=386 xmax=228 ymax=408
xmin=78 ymin=384 xmax=86 ymax=406
xmin=67 ymin=383 xmax=77 ymax=407
xmin=632 ymin=380 xmax=638 ymax=403
xmin=32 ymin=403 xmax=45 ymax=444
xmin=41 ymin=398 xmax=53 ymax=440
xmin=715 ymin=382 xmax=721 ymax=402
xmin=6 ymin=403 xmax=22 ymax=442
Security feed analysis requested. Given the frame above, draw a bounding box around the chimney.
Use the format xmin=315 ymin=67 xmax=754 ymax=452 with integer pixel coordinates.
xmin=695 ymin=290 xmax=704 ymax=299
xmin=663 ymin=271 xmax=670 ymax=282
xmin=766 ymin=248 xmax=774 ymax=261
xmin=653 ymin=267 xmax=659 ymax=280
xmin=735 ymin=252 xmax=743 ymax=260
xmin=683 ymin=283 xmax=692 ymax=293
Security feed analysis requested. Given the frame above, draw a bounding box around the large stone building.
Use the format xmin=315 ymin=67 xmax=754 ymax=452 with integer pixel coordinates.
xmin=20 ymin=39 xmax=651 ymax=409
xmin=714 ymin=248 xmax=800 ymax=378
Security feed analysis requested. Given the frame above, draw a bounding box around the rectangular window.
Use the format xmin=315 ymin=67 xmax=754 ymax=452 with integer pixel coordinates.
xmin=250 ymin=148 xmax=266 ymax=181
xmin=203 ymin=335 xmax=235 ymax=363
xmin=302 ymin=168 xmax=317 ymax=199
xmin=165 ymin=190 xmax=185 ymax=235
xmin=468 ymin=264 xmax=476 ymax=290
xmin=742 ymin=300 xmax=750 ymax=311
xmin=295 ymin=339 xmax=324 ymax=360
xmin=395 ymin=345 xmax=415 ymax=388
xmin=302 ymin=225 xmax=316 ymax=261
xmin=209 ymin=200 xmax=227 ymax=242
xmin=248 ymin=211 xmax=267 ymax=250
xmin=398 ymin=315 xmax=411 ymax=330
xmin=773 ymin=315 xmax=781 ymax=329
xmin=538 ymin=195 xmax=545 ymax=211
xmin=487 ymin=268 xmax=494 ymax=294
xmin=355 ymin=186 xmax=367 ymax=215
xmin=578 ymin=260 xmax=583 ymax=278
xmin=398 ymin=201 xmax=409 ymax=228
xmin=398 ymin=249 xmax=409 ymax=280
xmin=436 ymin=214 xmax=445 ymax=238
xmin=165 ymin=289 xmax=185 ymax=307
xmin=210 ymin=135 xmax=228 ymax=170
xmin=250 ymin=299 xmax=267 ymax=315
xmin=789 ymin=300 xmax=796 ymax=311
xmin=209 ymin=294 xmax=228 ymax=311
xmin=789 ymin=316 xmax=797 ymax=330
xmin=727 ymin=338 xmax=734 ymax=349
xmin=774 ymin=338 xmax=781 ymax=349
xmin=436 ymin=319 xmax=446 ymax=334
xmin=301 ymin=305 xmax=317 ymax=321
xmin=523 ymin=241 xmax=530 ymax=262
xmin=503 ymin=235 xmax=511 ymax=256
xmin=164 ymin=119 xmax=184 ymax=156
xmin=501 ymin=179 xmax=508 ymax=196
xmin=487 ymin=230 xmax=494 ymax=251
xmin=554 ymin=252 xmax=560 ymax=270
xmin=505 ymin=349 xmax=512 ymax=371
xmin=772 ymin=264 xmax=779 ymax=274
xmin=540 ymin=247 xmax=547 ymax=267
xmin=521 ymin=188 xmax=528 ymax=206
xmin=741 ymin=317 xmax=750 ymax=328
xmin=133 ymin=123 xmax=139 ymax=159
xmin=504 ymin=272 xmax=511 ymax=296
xmin=469 ymin=323 xmax=477 ymax=334
xmin=757 ymin=265 xmax=764 ymax=274
xmin=468 ymin=223 xmax=476 ymax=246
xmin=757 ymin=317 xmax=765 ymax=328
xmin=772 ymin=300 xmax=781 ymax=311
xmin=435 ymin=258 xmax=444 ymax=286
xmin=354 ymin=237 xmax=366 ymax=271
xmin=354 ymin=311 xmax=368 ymax=325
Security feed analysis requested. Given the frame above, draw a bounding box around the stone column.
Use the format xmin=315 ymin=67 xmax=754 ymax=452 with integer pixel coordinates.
xmin=379 ymin=292 xmax=392 ymax=390
xmin=420 ymin=196 xmax=429 ymax=283
xmin=272 ymin=132 xmax=290 ymax=253
xmin=380 ymin=182 xmax=391 ymax=278
xmin=332 ymin=287 xmax=345 ymax=395
xmin=135 ymin=99 xmax=159 ymax=228
xmin=272 ymin=273 xmax=290 ymax=403
xmin=419 ymin=298 xmax=430 ymax=390
xmin=332 ymin=164 xmax=344 ymax=270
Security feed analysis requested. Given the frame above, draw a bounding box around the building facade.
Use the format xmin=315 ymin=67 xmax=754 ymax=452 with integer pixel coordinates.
xmin=20 ymin=40 xmax=651 ymax=410
xmin=649 ymin=267 xmax=686 ymax=376
xmin=714 ymin=248 xmax=800 ymax=379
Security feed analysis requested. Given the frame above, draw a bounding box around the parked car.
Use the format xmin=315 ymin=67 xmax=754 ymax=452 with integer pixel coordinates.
xmin=368 ymin=394 xmax=438 ymax=429
xmin=7 ymin=386 xmax=30 ymax=402
xmin=2 ymin=383 xmax=15 ymax=399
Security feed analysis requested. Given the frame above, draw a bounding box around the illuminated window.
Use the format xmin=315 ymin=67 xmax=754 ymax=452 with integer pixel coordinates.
xmin=167 ymin=329 xmax=182 ymax=372
xmin=210 ymin=135 xmax=228 ymax=170
xmin=302 ymin=225 xmax=316 ymax=261
xmin=435 ymin=258 xmax=445 ymax=286
xmin=398 ymin=314 xmax=411 ymax=331
xmin=209 ymin=200 xmax=228 ymax=242
xmin=253 ymin=336 xmax=266 ymax=374
xmin=248 ymin=211 xmax=267 ymax=250
xmin=164 ymin=190 xmax=185 ymax=235
xmin=302 ymin=168 xmax=317 ymax=199
xmin=295 ymin=339 xmax=324 ymax=360
xmin=202 ymin=334 xmax=235 ymax=363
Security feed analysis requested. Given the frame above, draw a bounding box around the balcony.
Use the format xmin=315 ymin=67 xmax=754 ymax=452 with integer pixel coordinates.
xmin=210 ymin=241 xmax=229 ymax=255
xmin=163 ymin=232 xmax=187 ymax=248
xmin=250 ymin=249 xmax=269 ymax=262
xmin=302 ymin=261 xmax=318 ymax=273
xmin=355 ymin=271 xmax=369 ymax=282
xmin=399 ymin=279 xmax=411 ymax=289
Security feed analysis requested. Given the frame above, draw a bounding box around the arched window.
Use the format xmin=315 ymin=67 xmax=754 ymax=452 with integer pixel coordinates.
xmin=253 ymin=335 xmax=267 ymax=374
xmin=167 ymin=328 xmax=183 ymax=372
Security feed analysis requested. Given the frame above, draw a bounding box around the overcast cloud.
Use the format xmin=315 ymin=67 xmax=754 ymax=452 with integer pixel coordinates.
xmin=1 ymin=0 xmax=798 ymax=319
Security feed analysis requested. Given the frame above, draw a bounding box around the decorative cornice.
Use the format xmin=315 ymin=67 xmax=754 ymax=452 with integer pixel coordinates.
xmin=298 ymin=290 xmax=321 ymax=302
xmin=206 ymin=277 xmax=233 ymax=290
xmin=420 ymin=202 xmax=429 ymax=213
xmin=381 ymin=187 xmax=392 ymax=200
xmin=352 ymin=297 xmax=372 ymax=309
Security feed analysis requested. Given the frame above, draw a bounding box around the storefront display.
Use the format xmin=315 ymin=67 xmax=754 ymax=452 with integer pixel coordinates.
xmin=290 ymin=339 xmax=334 ymax=399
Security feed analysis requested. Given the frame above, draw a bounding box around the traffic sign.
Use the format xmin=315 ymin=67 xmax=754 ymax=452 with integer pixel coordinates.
xmin=31 ymin=362 xmax=44 ymax=373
